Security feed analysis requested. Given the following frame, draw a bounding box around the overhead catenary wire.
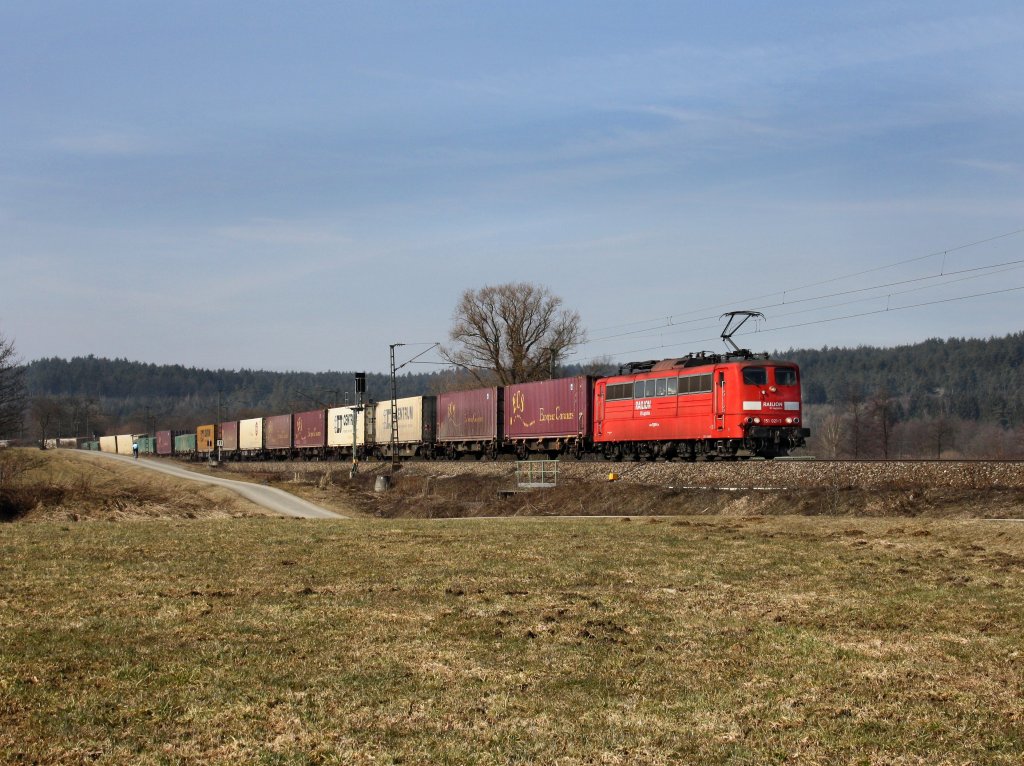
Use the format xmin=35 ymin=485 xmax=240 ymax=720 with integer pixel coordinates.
xmin=573 ymin=283 xmax=1024 ymax=361
xmin=581 ymin=258 xmax=1024 ymax=346
xmin=586 ymin=226 xmax=1024 ymax=336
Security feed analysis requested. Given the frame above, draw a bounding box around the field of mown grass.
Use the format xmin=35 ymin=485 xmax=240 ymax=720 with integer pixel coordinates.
xmin=2 ymin=515 xmax=1022 ymax=764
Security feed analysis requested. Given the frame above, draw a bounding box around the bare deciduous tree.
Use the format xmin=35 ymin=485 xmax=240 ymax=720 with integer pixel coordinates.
xmin=0 ymin=331 xmax=26 ymax=437
xmin=440 ymin=283 xmax=585 ymax=385
xmin=817 ymin=410 xmax=844 ymax=459
xmin=870 ymin=388 xmax=896 ymax=459
xmin=30 ymin=396 xmax=66 ymax=443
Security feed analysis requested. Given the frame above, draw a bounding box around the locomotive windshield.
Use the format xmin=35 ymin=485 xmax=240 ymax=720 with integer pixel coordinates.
xmin=775 ymin=367 xmax=798 ymax=386
xmin=742 ymin=367 xmax=767 ymax=385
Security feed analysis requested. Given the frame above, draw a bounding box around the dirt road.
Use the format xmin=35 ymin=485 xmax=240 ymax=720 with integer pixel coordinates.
xmin=72 ymin=451 xmax=349 ymax=519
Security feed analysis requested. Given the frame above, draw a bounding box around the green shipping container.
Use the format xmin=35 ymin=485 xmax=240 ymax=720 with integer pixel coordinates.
xmin=138 ymin=436 xmax=156 ymax=454
xmin=174 ymin=433 xmax=197 ymax=454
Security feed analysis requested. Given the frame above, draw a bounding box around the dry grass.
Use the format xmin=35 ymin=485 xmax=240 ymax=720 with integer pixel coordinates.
xmin=2 ymin=514 xmax=1022 ymax=764
xmin=0 ymin=448 xmax=271 ymax=521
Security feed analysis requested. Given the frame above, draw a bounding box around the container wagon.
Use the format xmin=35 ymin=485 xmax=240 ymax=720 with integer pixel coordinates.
xmin=326 ymin=405 xmax=370 ymax=459
xmin=174 ymin=433 xmax=197 ymax=457
xmin=293 ymin=409 xmax=326 ymax=458
xmin=264 ymin=414 xmax=293 ymax=457
xmin=373 ymin=396 xmax=436 ymax=459
xmin=239 ymin=417 xmax=264 ymax=457
xmin=115 ymin=434 xmax=135 ymax=456
xmin=437 ymin=388 xmax=502 ymax=459
xmin=505 ymin=376 xmax=593 ymax=458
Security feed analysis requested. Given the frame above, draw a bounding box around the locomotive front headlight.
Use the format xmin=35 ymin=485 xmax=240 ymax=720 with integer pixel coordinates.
xmin=793 ymin=417 xmax=800 ymax=425
xmin=753 ymin=417 xmax=761 ymax=425
xmin=785 ymin=417 xmax=793 ymax=424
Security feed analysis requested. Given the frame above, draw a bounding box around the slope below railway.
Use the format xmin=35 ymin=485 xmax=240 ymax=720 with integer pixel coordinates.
xmin=216 ymin=458 xmax=1024 ymax=519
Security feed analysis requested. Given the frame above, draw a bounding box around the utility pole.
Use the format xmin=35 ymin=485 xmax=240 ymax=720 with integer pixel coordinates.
xmin=389 ymin=344 xmax=404 ymax=473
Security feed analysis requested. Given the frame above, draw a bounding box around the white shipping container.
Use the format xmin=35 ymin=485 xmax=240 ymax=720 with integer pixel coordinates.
xmin=239 ymin=418 xmax=264 ymax=451
xmin=374 ymin=396 xmax=432 ymax=445
xmin=116 ymin=434 xmax=134 ymax=455
xmin=99 ymin=436 xmax=117 ymax=453
xmin=326 ymin=406 xmax=366 ymax=447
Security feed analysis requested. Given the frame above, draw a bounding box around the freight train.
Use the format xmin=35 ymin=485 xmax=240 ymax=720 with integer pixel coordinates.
xmin=82 ymin=350 xmax=809 ymax=461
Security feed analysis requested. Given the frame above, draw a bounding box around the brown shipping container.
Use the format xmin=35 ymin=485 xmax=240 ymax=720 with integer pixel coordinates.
xmin=505 ymin=376 xmax=593 ymax=439
xmin=438 ymin=388 xmax=502 ymax=442
xmin=293 ymin=409 xmax=326 ymax=449
xmin=220 ymin=421 xmax=239 ymax=451
xmin=197 ymin=424 xmax=217 ymax=453
xmin=156 ymin=430 xmax=173 ymax=456
xmin=264 ymin=414 xmax=293 ymax=450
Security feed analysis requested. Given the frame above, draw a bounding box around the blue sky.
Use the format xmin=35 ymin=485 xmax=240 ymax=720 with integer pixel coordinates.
xmin=2 ymin=1 xmax=1023 ymax=373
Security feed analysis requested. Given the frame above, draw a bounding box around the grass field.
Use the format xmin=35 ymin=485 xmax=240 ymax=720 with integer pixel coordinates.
xmin=3 ymin=512 xmax=1022 ymax=764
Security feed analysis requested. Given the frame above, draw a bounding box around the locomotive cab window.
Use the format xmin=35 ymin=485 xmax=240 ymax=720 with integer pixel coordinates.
xmin=606 ymin=383 xmax=631 ymax=401
xmin=775 ymin=367 xmax=798 ymax=386
xmin=634 ymin=381 xmax=646 ymax=399
xmin=655 ymin=378 xmax=667 ymax=397
xmin=742 ymin=367 xmax=767 ymax=386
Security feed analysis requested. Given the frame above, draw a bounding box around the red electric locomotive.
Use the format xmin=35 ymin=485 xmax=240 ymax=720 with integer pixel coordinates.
xmin=593 ymin=313 xmax=809 ymax=460
xmin=594 ymin=353 xmax=808 ymax=460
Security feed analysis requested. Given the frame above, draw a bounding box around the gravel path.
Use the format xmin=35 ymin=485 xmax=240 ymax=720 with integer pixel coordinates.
xmin=73 ymin=451 xmax=350 ymax=519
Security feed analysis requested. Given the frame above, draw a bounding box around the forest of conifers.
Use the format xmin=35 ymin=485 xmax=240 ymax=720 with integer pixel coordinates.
xmin=15 ymin=331 xmax=1024 ymax=459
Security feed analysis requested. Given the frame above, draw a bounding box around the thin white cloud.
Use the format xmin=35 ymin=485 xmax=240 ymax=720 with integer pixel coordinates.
xmin=48 ymin=131 xmax=161 ymax=156
xmin=950 ymin=159 xmax=1022 ymax=176
xmin=214 ymin=219 xmax=353 ymax=248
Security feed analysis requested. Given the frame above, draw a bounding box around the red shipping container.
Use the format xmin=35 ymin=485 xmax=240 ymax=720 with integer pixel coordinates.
xmin=220 ymin=421 xmax=239 ymax=451
xmin=156 ymin=430 xmax=173 ymax=456
xmin=264 ymin=414 xmax=293 ymax=450
xmin=438 ymin=388 xmax=502 ymax=442
xmin=505 ymin=376 xmax=593 ymax=439
xmin=293 ymin=409 xmax=326 ymax=448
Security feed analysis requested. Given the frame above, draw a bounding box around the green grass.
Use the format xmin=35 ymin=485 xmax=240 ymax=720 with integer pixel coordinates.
xmin=2 ymin=516 xmax=1022 ymax=764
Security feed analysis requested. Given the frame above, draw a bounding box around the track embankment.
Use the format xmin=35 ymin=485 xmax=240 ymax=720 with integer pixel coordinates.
xmin=221 ymin=459 xmax=1024 ymax=491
